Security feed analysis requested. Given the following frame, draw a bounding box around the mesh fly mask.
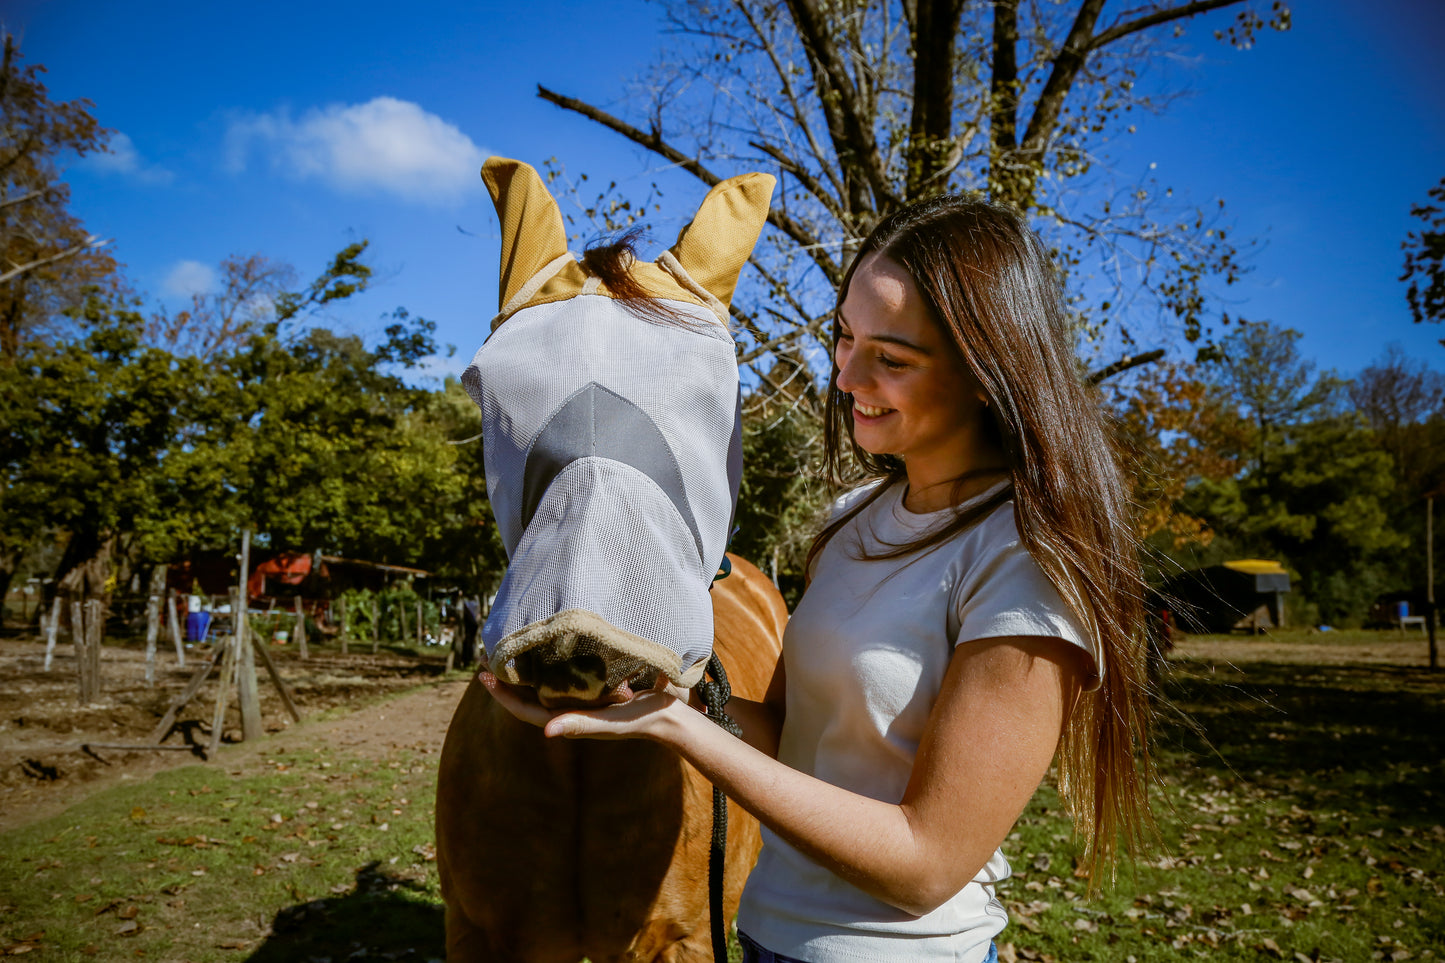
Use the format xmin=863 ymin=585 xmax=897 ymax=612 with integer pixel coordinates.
xmin=462 ymin=158 xmax=774 ymax=706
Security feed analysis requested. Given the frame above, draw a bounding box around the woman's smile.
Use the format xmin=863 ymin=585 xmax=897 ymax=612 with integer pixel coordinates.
xmin=852 ymin=401 xmax=894 ymax=420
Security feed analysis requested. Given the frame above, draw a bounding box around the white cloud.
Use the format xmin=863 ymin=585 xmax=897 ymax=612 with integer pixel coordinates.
xmin=162 ymin=260 xmax=216 ymax=298
xmin=81 ymin=132 xmax=173 ymax=184
xmin=225 ymin=97 xmax=488 ymax=205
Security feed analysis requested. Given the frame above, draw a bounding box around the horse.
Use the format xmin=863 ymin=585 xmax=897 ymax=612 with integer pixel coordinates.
xmin=436 ymin=158 xmax=786 ymax=962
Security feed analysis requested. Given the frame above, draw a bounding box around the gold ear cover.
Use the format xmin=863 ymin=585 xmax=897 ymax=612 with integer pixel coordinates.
xmin=481 ymin=158 xmax=570 ymax=312
xmin=667 ymin=172 xmax=776 ymax=309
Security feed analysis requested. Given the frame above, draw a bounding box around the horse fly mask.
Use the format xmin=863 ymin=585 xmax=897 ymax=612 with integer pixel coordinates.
xmin=462 ymin=158 xmax=774 ymax=707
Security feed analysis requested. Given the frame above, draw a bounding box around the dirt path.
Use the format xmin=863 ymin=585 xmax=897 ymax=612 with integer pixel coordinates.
xmin=0 ymin=636 xmax=470 ymax=834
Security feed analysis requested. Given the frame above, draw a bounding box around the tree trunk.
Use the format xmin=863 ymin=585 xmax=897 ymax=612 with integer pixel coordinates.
xmin=0 ymin=562 xmax=15 ymax=637
xmin=54 ymin=531 xmax=115 ymax=602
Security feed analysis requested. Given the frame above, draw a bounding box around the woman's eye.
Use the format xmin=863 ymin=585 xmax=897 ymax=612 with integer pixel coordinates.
xmin=878 ymin=354 xmax=906 ymax=370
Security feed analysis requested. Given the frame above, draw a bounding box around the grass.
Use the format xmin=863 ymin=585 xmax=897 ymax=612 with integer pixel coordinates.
xmin=1000 ymin=650 xmax=1443 ymax=963
xmin=0 ymin=747 xmax=445 ymax=962
xmin=2 ymin=634 xmax=1441 ymax=962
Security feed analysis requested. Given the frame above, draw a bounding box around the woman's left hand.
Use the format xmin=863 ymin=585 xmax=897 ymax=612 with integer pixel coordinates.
xmin=479 ymin=671 xmax=689 ymax=742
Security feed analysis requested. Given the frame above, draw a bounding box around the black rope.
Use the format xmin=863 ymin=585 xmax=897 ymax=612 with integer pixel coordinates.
xmin=695 ymin=651 xmax=741 ymax=962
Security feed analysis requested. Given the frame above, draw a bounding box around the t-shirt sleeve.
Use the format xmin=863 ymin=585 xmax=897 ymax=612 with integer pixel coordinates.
xmin=949 ymin=526 xmax=1100 ymax=683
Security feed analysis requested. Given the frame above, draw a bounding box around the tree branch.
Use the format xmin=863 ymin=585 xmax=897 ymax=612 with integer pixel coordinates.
xmin=0 ymin=188 xmax=43 ymax=212
xmin=749 ymin=139 xmax=846 ymax=223
xmin=1087 ymin=348 xmax=1165 ymax=385
xmin=783 ymin=0 xmax=902 ymax=213
xmin=1089 ymin=0 xmax=1245 ymax=50
xmin=1020 ymin=0 xmax=1106 ymax=156
xmin=732 ymin=0 xmax=844 ymax=199
xmin=0 ymin=235 xmax=108 ymax=286
xmin=537 ymin=84 xmax=839 ymax=284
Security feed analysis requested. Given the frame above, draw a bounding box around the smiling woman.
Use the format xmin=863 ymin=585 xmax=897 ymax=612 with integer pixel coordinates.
xmin=833 ymin=252 xmax=1000 ymax=513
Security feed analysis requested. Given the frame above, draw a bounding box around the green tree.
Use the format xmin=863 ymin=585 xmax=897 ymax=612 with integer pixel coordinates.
xmin=0 ymin=242 xmax=478 ymax=615
xmin=731 ymin=371 xmax=832 ymax=605
xmin=0 ymin=294 xmax=203 ymax=605
xmin=1210 ymin=321 xmax=1340 ymax=479
xmin=1169 ymin=330 xmax=1422 ymax=624
xmin=1180 ymin=415 xmax=1403 ymax=625
xmin=406 ymin=378 xmax=508 ymax=595
xmin=176 ymin=268 xmax=464 ymax=568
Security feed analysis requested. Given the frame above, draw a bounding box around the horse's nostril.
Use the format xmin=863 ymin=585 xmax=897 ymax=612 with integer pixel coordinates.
xmin=532 ymin=652 xmax=609 ymax=704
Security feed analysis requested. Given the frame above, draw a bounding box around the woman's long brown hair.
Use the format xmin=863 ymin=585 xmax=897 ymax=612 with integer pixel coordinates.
xmin=810 ymin=194 xmax=1153 ymax=882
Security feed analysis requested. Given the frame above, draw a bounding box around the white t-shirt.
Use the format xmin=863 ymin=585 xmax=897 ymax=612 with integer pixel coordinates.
xmin=735 ymin=480 xmax=1096 ymax=962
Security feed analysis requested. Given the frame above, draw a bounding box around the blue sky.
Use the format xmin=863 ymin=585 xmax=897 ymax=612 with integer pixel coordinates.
xmin=8 ymin=0 xmax=1444 ymax=383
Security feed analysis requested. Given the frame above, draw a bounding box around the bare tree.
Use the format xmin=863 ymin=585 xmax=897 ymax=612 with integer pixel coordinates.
xmin=145 ymin=254 xmax=297 ymax=357
xmin=1349 ymin=343 xmax=1445 ymax=492
xmin=534 ymin=0 xmax=1289 ymax=409
xmin=0 ymin=32 xmax=116 ymax=359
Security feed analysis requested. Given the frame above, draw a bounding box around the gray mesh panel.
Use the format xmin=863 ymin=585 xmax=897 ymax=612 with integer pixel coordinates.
xmin=483 ymin=458 xmax=713 ymax=683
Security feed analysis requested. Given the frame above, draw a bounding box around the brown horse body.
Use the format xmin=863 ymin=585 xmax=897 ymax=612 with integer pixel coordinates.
xmin=436 ymin=555 xmax=786 ymax=962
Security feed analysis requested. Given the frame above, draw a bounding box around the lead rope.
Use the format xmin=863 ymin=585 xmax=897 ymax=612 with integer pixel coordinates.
xmin=694 ymin=650 xmax=741 ymax=963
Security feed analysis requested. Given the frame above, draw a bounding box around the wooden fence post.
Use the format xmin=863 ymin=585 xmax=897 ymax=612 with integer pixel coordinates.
xmin=71 ymin=599 xmax=90 ymax=704
xmin=399 ymin=600 xmax=410 ymax=646
xmin=88 ymin=598 xmax=103 ymax=703
xmin=75 ymin=597 xmax=102 ymax=704
xmin=294 ymin=596 xmax=308 ymax=661
xmin=416 ymin=600 xmax=424 ymax=646
xmin=43 ymin=596 xmax=61 ymax=671
xmin=371 ymin=598 xmax=380 ymax=654
xmin=233 ymin=587 xmax=263 ymax=743
xmin=208 ymin=632 xmax=238 ymax=754
xmin=70 ymin=599 xmax=84 ymax=700
xmin=144 ymin=593 xmax=161 ymax=686
xmin=144 ymin=566 xmax=165 ymax=685
xmin=166 ymin=589 xmax=185 ymax=667
xmin=339 ymin=598 xmax=349 ymax=655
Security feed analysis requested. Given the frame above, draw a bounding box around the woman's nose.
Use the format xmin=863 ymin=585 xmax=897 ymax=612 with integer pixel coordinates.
xmin=835 ymin=350 xmax=863 ymax=393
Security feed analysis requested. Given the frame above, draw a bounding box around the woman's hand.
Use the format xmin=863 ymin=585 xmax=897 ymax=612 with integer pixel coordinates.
xmin=479 ymin=671 xmax=691 ymax=742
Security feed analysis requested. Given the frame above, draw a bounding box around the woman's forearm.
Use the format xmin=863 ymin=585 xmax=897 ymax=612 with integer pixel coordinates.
xmin=643 ymin=702 xmax=972 ymax=916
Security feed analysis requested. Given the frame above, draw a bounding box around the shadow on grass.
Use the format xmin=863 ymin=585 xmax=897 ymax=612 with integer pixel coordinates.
xmin=1158 ymin=659 xmax=1444 ymax=823
xmin=245 ymin=861 xmax=444 ymax=963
